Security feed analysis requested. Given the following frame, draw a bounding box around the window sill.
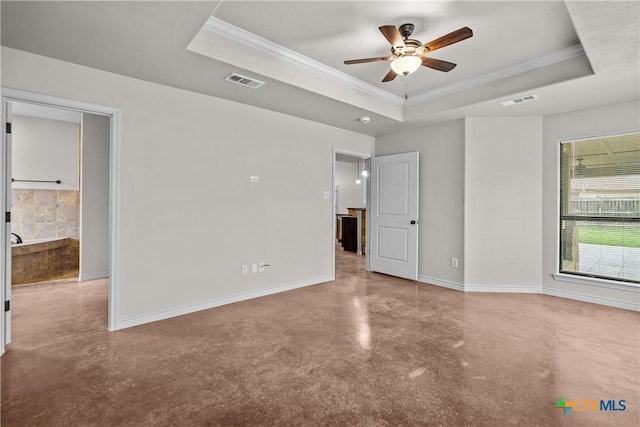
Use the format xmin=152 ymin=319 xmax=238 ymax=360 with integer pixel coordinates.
xmin=553 ymin=273 xmax=640 ymax=291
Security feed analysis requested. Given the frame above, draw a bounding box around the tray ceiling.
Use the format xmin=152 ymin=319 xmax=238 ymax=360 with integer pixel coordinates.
xmin=1 ymin=1 xmax=638 ymax=136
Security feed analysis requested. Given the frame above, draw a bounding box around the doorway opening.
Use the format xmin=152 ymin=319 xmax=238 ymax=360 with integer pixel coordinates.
xmin=9 ymin=102 xmax=83 ymax=286
xmin=333 ymin=150 xmax=371 ymax=279
xmin=1 ymin=89 xmax=120 ymax=353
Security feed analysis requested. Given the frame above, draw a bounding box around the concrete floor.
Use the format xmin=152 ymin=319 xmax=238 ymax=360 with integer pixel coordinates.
xmin=1 ymin=248 xmax=638 ymax=426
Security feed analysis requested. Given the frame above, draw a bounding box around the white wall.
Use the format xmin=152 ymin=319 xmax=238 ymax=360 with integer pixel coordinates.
xmin=335 ymin=160 xmax=365 ymax=214
xmin=543 ymin=100 xmax=640 ymax=309
xmin=376 ymin=120 xmax=465 ymax=285
xmin=1 ymin=47 xmax=374 ymax=328
xmin=11 ymin=114 xmax=79 ymax=190
xmin=464 ymin=117 xmax=543 ymax=290
xmin=80 ymin=112 xmax=110 ymax=280
xmin=376 ymin=110 xmax=638 ymax=310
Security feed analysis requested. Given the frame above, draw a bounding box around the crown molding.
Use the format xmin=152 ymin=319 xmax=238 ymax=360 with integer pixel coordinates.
xmin=404 ymin=44 xmax=586 ymax=106
xmin=203 ymin=17 xmax=586 ymax=112
xmin=204 ymin=16 xmax=405 ymax=107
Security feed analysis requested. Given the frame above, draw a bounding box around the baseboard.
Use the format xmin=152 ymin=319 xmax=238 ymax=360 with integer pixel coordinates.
xmin=417 ymin=276 xmax=637 ymax=311
xmin=112 ymin=274 xmax=638 ymax=331
xmin=465 ymin=284 xmax=542 ymax=293
xmin=543 ymin=287 xmax=640 ymax=312
xmin=416 ymin=276 xmax=542 ymax=293
xmin=113 ymin=275 xmax=333 ymax=331
xmin=417 ymin=275 xmax=464 ymax=291
xmin=79 ymin=271 xmax=109 ymax=281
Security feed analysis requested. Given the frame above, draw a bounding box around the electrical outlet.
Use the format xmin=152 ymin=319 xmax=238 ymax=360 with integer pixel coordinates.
xmin=259 ymin=262 xmax=271 ymax=273
xmin=241 ymin=265 xmax=248 ymax=275
xmin=451 ymin=258 xmax=459 ymax=268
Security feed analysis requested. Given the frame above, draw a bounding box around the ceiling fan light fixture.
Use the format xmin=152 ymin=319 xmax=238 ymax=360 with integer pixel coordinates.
xmin=390 ymin=55 xmax=422 ymax=76
xmin=574 ymin=158 xmax=587 ymax=177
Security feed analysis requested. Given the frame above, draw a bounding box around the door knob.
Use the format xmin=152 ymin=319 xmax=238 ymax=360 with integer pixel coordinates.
xmin=410 ymin=220 xmax=418 ymax=225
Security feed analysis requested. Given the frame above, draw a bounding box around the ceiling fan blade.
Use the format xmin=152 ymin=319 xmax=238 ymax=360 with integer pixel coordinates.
xmin=423 ymin=27 xmax=473 ymax=52
xmin=379 ymin=25 xmax=406 ymax=50
xmin=344 ymin=56 xmax=392 ymax=65
xmin=382 ymin=69 xmax=397 ymax=82
xmin=420 ymin=57 xmax=457 ymax=72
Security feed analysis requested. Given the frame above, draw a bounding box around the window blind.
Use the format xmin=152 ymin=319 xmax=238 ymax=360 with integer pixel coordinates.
xmin=559 ymin=132 xmax=640 ymax=283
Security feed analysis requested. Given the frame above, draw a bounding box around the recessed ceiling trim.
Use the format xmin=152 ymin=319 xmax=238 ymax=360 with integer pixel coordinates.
xmin=204 ymin=17 xmax=404 ymax=106
xmin=405 ymin=44 xmax=586 ymax=106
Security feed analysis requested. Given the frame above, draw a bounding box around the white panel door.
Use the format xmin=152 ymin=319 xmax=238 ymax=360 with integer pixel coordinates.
xmin=369 ymin=152 xmax=419 ymax=280
xmin=2 ymin=100 xmax=12 ymax=348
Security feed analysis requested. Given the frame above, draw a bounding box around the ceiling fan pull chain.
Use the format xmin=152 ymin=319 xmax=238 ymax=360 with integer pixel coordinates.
xmin=405 ymin=81 xmax=408 ymax=100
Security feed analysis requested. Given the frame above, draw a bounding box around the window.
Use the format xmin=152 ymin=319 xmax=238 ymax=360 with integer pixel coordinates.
xmin=560 ymin=132 xmax=640 ymax=284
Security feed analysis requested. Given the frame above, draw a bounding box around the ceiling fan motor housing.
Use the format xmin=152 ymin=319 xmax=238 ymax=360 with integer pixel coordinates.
xmin=399 ymin=23 xmax=415 ymax=39
xmin=392 ymin=39 xmax=422 ymax=57
xmin=393 ymin=23 xmax=421 ymax=58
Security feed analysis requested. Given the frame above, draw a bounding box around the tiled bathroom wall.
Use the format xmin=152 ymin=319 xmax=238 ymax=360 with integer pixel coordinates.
xmin=11 ymin=189 xmax=79 ymax=240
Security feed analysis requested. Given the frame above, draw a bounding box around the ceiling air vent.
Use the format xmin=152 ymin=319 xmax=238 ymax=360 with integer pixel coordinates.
xmin=224 ymin=73 xmax=265 ymax=89
xmin=500 ymin=94 xmax=539 ymax=107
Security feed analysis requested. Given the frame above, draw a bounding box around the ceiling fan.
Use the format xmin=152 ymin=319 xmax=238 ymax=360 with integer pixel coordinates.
xmin=575 ymin=158 xmax=587 ymax=177
xmin=344 ymin=23 xmax=473 ymax=82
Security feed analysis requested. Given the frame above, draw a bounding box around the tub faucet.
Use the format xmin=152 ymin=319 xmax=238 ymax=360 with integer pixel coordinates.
xmin=11 ymin=233 xmax=22 ymax=244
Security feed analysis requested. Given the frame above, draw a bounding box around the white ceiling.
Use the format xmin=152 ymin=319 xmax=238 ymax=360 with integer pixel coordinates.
xmin=213 ymin=1 xmax=581 ymax=96
xmin=1 ymin=1 xmax=638 ymax=137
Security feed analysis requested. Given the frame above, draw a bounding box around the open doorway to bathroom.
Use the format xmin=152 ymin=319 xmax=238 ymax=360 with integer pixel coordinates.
xmin=333 ymin=151 xmax=370 ymax=276
xmin=2 ymin=94 xmax=114 ymax=351
xmin=10 ymin=103 xmax=83 ymax=285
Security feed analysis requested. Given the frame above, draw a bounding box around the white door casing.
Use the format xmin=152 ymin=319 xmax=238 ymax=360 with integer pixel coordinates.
xmin=369 ymin=152 xmax=419 ymax=280
xmin=1 ymin=88 xmax=120 ymax=336
xmin=2 ymin=101 xmax=12 ymax=348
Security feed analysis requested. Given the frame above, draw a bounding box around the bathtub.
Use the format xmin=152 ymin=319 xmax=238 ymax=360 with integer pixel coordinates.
xmin=11 ymin=237 xmax=79 ymax=285
xmin=12 ymin=237 xmax=69 ymax=251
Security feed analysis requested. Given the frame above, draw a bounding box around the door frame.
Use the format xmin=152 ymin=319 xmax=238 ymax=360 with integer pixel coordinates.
xmin=2 ymin=100 xmax=12 ymax=350
xmin=332 ymin=148 xmax=372 ymax=280
xmin=1 ymin=88 xmax=121 ymax=354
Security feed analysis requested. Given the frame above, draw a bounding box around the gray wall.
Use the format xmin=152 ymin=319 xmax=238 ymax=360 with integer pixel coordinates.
xmin=3 ymin=46 xmax=637 ymax=320
xmin=377 ymin=109 xmax=638 ymax=309
xmin=80 ymin=112 xmax=110 ymax=280
xmin=376 ymin=120 xmax=465 ymax=285
xmin=11 ymin=114 xmax=79 ymax=190
xmin=464 ymin=117 xmax=543 ymax=290
xmin=335 ymin=160 xmax=365 ymax=214
xmin=377 ymin=116 xmax=543 ymax=290
xmin=2 ymin=47 xmax=374 ymax=328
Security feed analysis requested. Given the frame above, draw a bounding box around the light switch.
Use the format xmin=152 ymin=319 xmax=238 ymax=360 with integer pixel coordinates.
xmin=322 ymin=191 xmax=330 ymax=199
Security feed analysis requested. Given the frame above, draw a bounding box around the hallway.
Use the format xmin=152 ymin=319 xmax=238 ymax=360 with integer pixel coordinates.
xmin=1 ymin=250 xmax=638 ymax=426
